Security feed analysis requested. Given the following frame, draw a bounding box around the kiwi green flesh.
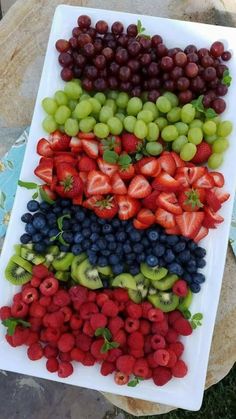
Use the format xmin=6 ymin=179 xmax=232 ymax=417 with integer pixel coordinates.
xmin=47 ymin=245 xmax=60 ymax=256
xmin=128 ymin=289 xmax=143 ymax=304
xmin=148 ymin=292 xmax=179 ymax=312
xmin=97 ymin=265 xmax=113 ymax=277
xmin=14 ymin=244 xmax=22 ymax=256
xmin=52 ymin=252 xmax=74 ymax=271
xmin=10 ymin=255 xmax=33 ymax=273
xmin=20 ymin=247 xmax=45 ymax=265
xmin=55 ymin=271 xmax=70 ymax=282
xmin=152 ymin=274 xmax=178 ymax=291
xmin=140 ymin=263 xmax=168 ymax=281
xmin=77 ymin=259 xmax=103 ymax=290
xmin=112 ymin=273 xmax=137 ymax=290
xmin=178 ymin=289 xmax=193 ymax=311
xmin=5 ymin=256 xmax=32 ymax=285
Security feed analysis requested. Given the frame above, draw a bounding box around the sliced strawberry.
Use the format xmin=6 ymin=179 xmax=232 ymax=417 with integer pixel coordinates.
xmin=78 ymin=156 xmax=97 ymax=172
xmin=133 ymin=219 xmax=149 ymax=229
xmin=159 ymin=153 xmax=176 ymax=176
xmin=137 ymin=208 xmax=155 ymax=226
xmin=175 ymin=173 xmax=189 ymax=188
xmin=142 ymin=190 xmax=160 ymax=211
xmin=213 ymin=187 xmax=230 ymax=203
xmin=83 ymin=195 xmax=103 ymax=209
xmin=87 ymin=170 xmax=112 ymax=195
xmin=40 ymin=184 xmax=57 ymax=202
xmin=81 ymin=139 xmax=99 ymax=159
xmin=79 ymin=171 xmax=88 ymax=184
xmin=97 ymin=158 xmax=118 ymax=177
xmin=210 ymin=171 xmax=225 ymax=187
xmin=93 ymin=196 xmax=118 ymax=219
xmin=50 ymin=176 xmax=57 ymax=192
xmin=155 ymin=208 xmax=176 ymax=229
xmin=157 ymin=192 xmax=183 ymax=215
xmin=202 ymin=207 xmax=224 ymax=229
xmin=178 ymin=188 xmax=205 ymax=212
xmin=78 ymin=132 xmax=95 ymax=140
xmin=176 ymin=167 xmax=206 ymax=186
xmin=192 ymin=173 xmax=215 ymax=189
xmin=166 ymin=225 xmax=181 ymax=235
xmin=137 ymin=157 xmax=161 ymax=177
xmin=111 ymin=173 xmax=127 ymax=195
xmin=175 ymin=212 xmax=204 ymax=239
xmin=49 ymin=130 xmax=71 ymax=151
xmin=170 ymin=152 xmax=185 ymax=168
xmin=128 ymin=175 xmax=152 ymax=199
xmin=72 ymin=194 xmax=83 ymax=205
xmin=152 ymin=172 xmax=181 ymax=192
xmin=54 ymin=154 xmax=77 ymax=167
xmin=37 ymin=138 xmax=54 ymax=157
xmin=116 ymin=195 xmax=140 ymax=220
xmin=39 ymin=157 xmax=52 ymax=165
xmin=56 ymin=175 xmax=83 ymax=199
xmin=56 ymin=163 xmax=78 ymax=182
xmin=206 ymin=190 xmax=222 ymax=212
xmin=34 ymin=160 xmax=53 ymax=184
xmin=194 ymin=226 xmax=209 ymax=242
xmin=69 ymin=137 xmax=83 ymax=152
xmin=118 ymin=164 xmax=135 ymax=180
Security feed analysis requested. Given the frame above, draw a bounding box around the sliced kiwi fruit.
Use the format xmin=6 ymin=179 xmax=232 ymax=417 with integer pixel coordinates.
xmin=71 ymin=253 xmax=87 ymax=281
xmin=52 ymin=252 xmax=74 ymax=271
xmin=14 ymin=244 xmax=22 ymax=256
xmin=97 ymin=266 xmax=113 ymax=277
xmin=178 ymin=289 xmax=193 ymax=312
xmin=55 ymin=271 xmax=70 ymax=282
xmin=5 ymin=255 xmax=33 ymax=285
xmin=112 ymin=273 xmax=137 ymax=290
xmin=141 ymin=263 xmax=168 ymax=281
xmin=152 ymin=274 xmax=178 ymax=291
xmin=21 ymin=247 xmax=45 ymax=265
xmin=23 ymin=243 xmax=34 ymax=250
xmin=128 ymin=274 xmax=150 ymax=303
xmin=76 ymin=258 xmax=103 ymax=290
xmin=148 ymin=292 xmax=179 ymax=312
xmin=128 ymin=289 xmax=142 ymax=304
xmin=47 ymin=245 xmax=60 ymax=256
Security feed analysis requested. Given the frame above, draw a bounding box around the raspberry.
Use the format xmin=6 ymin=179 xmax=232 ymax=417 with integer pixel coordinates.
xmin=144 ymin=335 xmax=153 ymax=354
xmin=46 ymin=357 xmax=59 ymax=373
xmin=31 ymin=277 xmax=41 ymax=288
xmin=129 ymin=348 xmax=144 ymax=359
xmin=29 ymin=302 xmax=46 ymax=318
xmin=165 ymin=328 xmax=179 ymax=343
xmin=69 ymin=285 xmax=88 ymax=305
xmin=58 ymin=361 xmax=73 ymax=378
xmin=90 ymin=313 xmax=107 ymax=330
xmin=97 ymin=293 xmax=109 ymax=307
xmin=53 ymin=290 xmax=71 ymax=307
xmin=151 ymin=319 xmax=169 ymax=336
xmin=172 ymin=280 xmax=188 ymax=297
xmin=103 ymin=289 xmax=113 ymax=298
xmin=151 ymin=334 xmax=166 ymax=350
xmin=44 ymin=327 xmax=61 ymax=343
xmin=116 ymin=355 xmax=135 ymax=375
xmin=139 ymin=319 xmax=151 ymax=335
xmin=114 ymin=371 xmax=129 ymax=385
xmin=141 ymin=301 xmax=153 ymax=318
xmin=154 ymin=349 xmax=170 ymax=366
xmin=83 ymin=320 xmax=94 ymax=337
xmin=90 ymin=339 xmax=108 ymax=360
xmin=22 ymin=287 xmax=39 ymax=304
xmin=168 ymin=310 xmax=182 ymax=326
xmin=112 ymin=288 xmax=129 ymax=302
xmin=166 ymin=350 xmax=177 ymax=368
xmin=70 ymin=314 xmax=83 ymax=330
xmin=127 ymin=331 xmax=144 ymax=349
xmin=80 ymin=302 xmax=99 ymax=320
xmin=147 ymin=353 xmax=159 ymax=369
xmin=25 ymin=331 xmax=39 ymax=346
xmin=13 ymin=292 xmax=22 ymax=303
xmin=61 ymin=324 xmax=69 ymax=333
xmin=172 ymin=359 xmax=188 ymax=377
xmin=101 ymin=300 xmax=119 ymax=317
xmin=0 ymin=306 xmax=11 ymax=320
xmin=113 ymin=329 xmax=126 ymax=348
xmin=27 ymin=342 xmax=43 ymax=360
xmin=173 ymin=318 xmax=192 ymax=336
xmin=117 ymin=302 xmax=125 ymax=312
xmin=47 ymin=311 xmax=64 ymax=329
xmin=11 ymin=301 xmax=28 ymax=318
xmin=126 ymin=302 xmax=142 ymax=319
xmin=88 ymin=291 xmax=96 ymax=302
xmin=39 ymin=296 xmax=52 ymax=307
xmin=5 ymin=334 xmax=17 ymax=347
xmin=44 ymin=344 xmax=58 ymax=359
xmin=133 ymin=358 xmax=150 ymax=379
xmin=11 ymin=326 xmax=30 ymax=346
xmin=40 ymin=277 xmax=59 ymax=296
xmin=59 ymin=351 xmax=71 ymax=362
xmin=153 ymin=366 xmax=172 ymax=386
xmin=76 ymin=333 xmax=92 ymax=352
xmin=124 ymin=317 xmax=140 ymax=333
xmin=108 ymin=317 xmax=124 ymax=336
xmin=82 ymin=353 xmax=95 ymax=366
xmin=148 ymin=308 xmax=164 ymax=322
xmin=106 ymin=348 xmax=123 ymax=363
xmin=100 ymin=361 xmax=116 ymax=376
xmin=47 ymin=303 xmax=60 ymax=313
xmin=58 ymin=333 xmax=75 ymax=352
xmin=60 ymin=306 xmax=72 ymax=322
xmin=32 ymin=264 xmax=49 ymax=279
xmin=29 ymin=316 xmax=42 ymax=332
xmin=70 ymin=347 xmax=85 ymax=362
xmin=168 ymin=342 xmax=184 ymax=358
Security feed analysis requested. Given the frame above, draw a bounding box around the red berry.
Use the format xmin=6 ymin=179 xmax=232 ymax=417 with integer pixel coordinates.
xmin=29 ymin=302 xmax=46 ymax=318
xmin=114 ymin=371 xmax=129 ymax=385
xmin=101 ymin=300 xmax=119 ymax=317
xmin=47 ymin=312 xmax=64 ymax=328
xmin=13 ymin=292 xmax=22 ymax=303
xmin=172 ymin=280 xmax=188 ymax=297
xmin=168 ymin=310 xmax=182 ymax=326
xmin=27 ymin=342 xmax=43 ymax=360
xmin=147 ymin=353 xmax=159 ymax=369
xmin=127 ymin=331 xmax=144 ymax=349
xmin=90 ymin=313 xmax=107 ymax=330
xmin=46 ymin=357 xmax=59 ymax=373
xmin=153 ymin=349 xmax=170 ymax=366
xmin=22 ymin=287 xmax=39 ymax=304
xmin=40 ymin=277 xmax=59 ymax=296
xmin=60 ymin=306 xmax=72 ymax=322
xmin=59 ymin=351 xmax=71 ymax=362
xmin=113 ymin=329 xmax=127 ymax=348
xmin=58 ymin=333 xmax=75 ymax=352
xmin=75 ymin=333 xmax=92 ymax=352
xmin=106 ymin=348 xmax=123 ymax=363
xmin=80 ymin=302 xmax=99 ymax=319
xmin=25 ymin=331 xmax=39 ymax=346
xmin=91 ymin=339 xmax=108 ymax=360
xmin=166 ymin=349 xmax=177 ymax=368
xmin=58 ymin=361 xmax=73 ymax=378
xmin=147 ymin=308 xmax=164 ymax=322
xmin=165 ymin=328 xmax=179 ymax=343
xmin=53 ymin=290 xmax=71 ymax=307
xmin=173 ymin=318 xmax=192 ymax=336
xmin=124 ymin=317 xmax=140 ymax=333
xmin=47 ymin=303 xmax=60 ymax=313
xmin=44 ymin=344 xmax=59 ymax=359
xmin=151 ymin=334 xmax=166 ymax=350
xmin=83 ymin=320 xmax=94 ymax=337
xmin=88 ymin=291 xmax=96 ymax=302
xmin=44 ymin=327 xmax=61 ymax=343
xmin=39 ymin=296 xmax=52 ymax=307
xmin=151 ymin=319 xmax=169 ymax=336
xmin=138 ymin=319 xmax=151 ymax=335
xmin=82 ymin=353 xmax=95 ymax=366
xmin=11 ymin=326 xmax=29 ymax=346
xmin=126 ymin=302 xmax=142 ymax=319
xmin=116 ymin=355 xmax=135 ymax=375
xmin=96 ymin=293 xmax=109 ymax=307
xmin=70 ymin=347 xmax=85 ymax=362
xmin=31 ymin=277 xmax=41 ymax=288
xmin=5 ymin=334 xmax=17 ymax=347
xmin=69 ymin=285 xmax=88 ymax=305
xmin=141 ymin=301 xmax=152 ymax=318
xmin=133 ymin=358 xmax=150 ymax=379
xmin=70 ymin=314 xmax=83 ymax=330
xmin=100 ymin=361 xmax=116 ymax=376
xmin=172 ymin=359 xmax=188 ymax=377
xmin=153 ymin=366 xmax=172 ymax=386
xmin=168 ymin=341 xmax=184 ymax=358
xmin=129 ymin=348 xmax=144 ymax=359
xmin=108 ymin=317 xmax=124 ymax=336
xmin=11 ymin=301 xmax=28 ymax=318
xmin=32 ymin=264 xmax=49 ymax=279
xmin=0 ymin=306 xmax=11 ymax=320
xmin=144 ymin=335 xmax=153 ymax=355
xmin=112 ymin=288 xmax=129 ymax=302
xmin=29 ymin=316 xmax=42 ymax=332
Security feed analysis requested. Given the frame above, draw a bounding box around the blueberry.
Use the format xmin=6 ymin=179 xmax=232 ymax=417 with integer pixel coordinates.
xmin=91 ymin=244 xmax=99 ymax=252
xmin=173 ymin=242 xmax=186 ymax=253
xmin=146 ymin=255 xmax=158 ymax=267
xmin=125 ymin=223 xmax=134 ymax=233
xmin=27 ymin=200 xmax=39 ymax=212
xmin=88 ymin=254 xmax=98 ymax=265
xmin=91 ymin=223 xmax=100 ymax=233
xmin=117 ymin=231 xmax=127 ymax=242
xmin=194 ymin=247 xmax=206 ymax=258
xmin=34 ymin=243 xmax=46 ymax=253
xmin=98 ymin=256 xmax=108 ymax=267
xmin=190 ymin=283 xmax=201 ymax=293
xmin=196 ymin=258 xmax=206 ymax=268
xmin=188 ymin=241 xmax=197 ymax=251
xmin=147 ymin=230 xmax=159 ymax=241
xmin=112 ymin=264 xmax=124 ymax=275
xmin=159 ymin=234 xmax=167 ymax=243
xmin=192 ymin=273 xmax=205 ymax=284
xmin=47 ymin=214 xmax=57 ymax=224
xmin=123 ymin=243 xmax=132 ymax=253
xmin=20 ymin=233 xmax=31 ymax=244
xmin=52 ymin=206 xmax=62 ymax=214
xmin=133 ymin=243 xmax=144 ymax=254
xmin=166 ymin=235 xmax=179 ymax=246
xmin=183 ymin=272 xmax=192 ymax=283
xmin=61 ymin=199 xmax=71 ymax=207
xmin=82 ymin=239 xmax=91 ymax=250
xmin=158 ymin=258 xmax=165 ymax=266
xmin=168 ymin=263 xmax=184 ymax=276
xmin=98 ymin=218 xmax=106 ymax=225
xmin=81 ymin=228 xmax=91 ymax=238
xmin=39 ymin=202 xmax=50 ymax=211
xmin=75 ymin=211 xmax=85 ymax=222
xmin=107 ymin=242 xmax=117 ymax=251
xmin=90 ymin=233 xmax=99 ymax=242
xmin=74 ymin=233 xmax=84 ymax=243
xmin=102 ymin=224 xmax=112 ymax=234
xmin=137 ymin=253 xmax=146 ymax=263
xmin=41 ymin=226 xmax=49 ymax=236
xmin=43 ymin=237 xmax=52 ymax=246
xmin=142 ymin=238 xmax=150 ymax=248
xmin=101 ymin=249 xmax=110 ymax=256
xmin=116 ymin=243 xmax=123 ymax=255
xmin=97 ymin=238 xmax=107 ymax=250
xmin=105 ymin=234 xmax=115 ymax=242
xmin=111 ymin=218 xmax=120 ymax=229
xmin=25 ymin=223 xmax=36 ymax=235
xmin=32 ymin=215 xmax=46 ymax=230
xmin=89 ymin=213 xmax=97 ymax=222
xmin=102 ymin=278 xmax=109 ymax=288
xmin=72 ymin=224 xmax=81 ymax=232
xmin=62 ymin=232 xmax=74 ymax=244
xmin=126 ymin=253 xmax=136 ymax=262
xmin=62 ymin=219 xmax=71 ymax=230
xmin=82 ymin=219 xmax=91 ymax=228
xmin=130 ymin=231 xmax=142 ymax=242
xmin=164 ymin=249 xmax=175 ymax=263
xmin=178 ymin=250 xmax=191 ymax=263
xmin=109 ymin=254 xmax=120 ymax=265
xmin=153 ymin=244 xmax=165 ymax=257
xmin=71 ymin=244 xmax=83 ymax=255
xmin=129 ymin=264 xmax=140 ymax=275
xmin=21 ymin=213 xmax=33 ymax=223
xmin=32 ymin=233 xmax=43 ymax=243
xmin=60 ymin=244 xmax=70 ymax=252
xmin=186 ymin=260 xmax=197 ymax=273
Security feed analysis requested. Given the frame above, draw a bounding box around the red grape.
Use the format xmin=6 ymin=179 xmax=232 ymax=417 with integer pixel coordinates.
xmin=102 ymin=47 xmax=114 ymax=61
xmin=55 ymin=39 xmax=70 ymax=53
xmin=58 ymin=52 xmax=73 ymax=67
xmin=211 ymin=97 xmax=226 ymax=114
xmin=77 ymin=15 xmax=91 ymax=29
xmin=216 ymin=64 xmax=228 ymax=78
xmin=140 ymin=53 xmax=152 ymax=66
xmin=127 ymin=41 xmax=141 ymax=56
xmin=131 ymin=74 xmax=141 ymax=85
xmin=203 ymin=66 xmax=217 ymax=81
xmin=72 ymin=27 xmax=82 ymax=37
xmin=131 ymin=86 xmax=142 ymax=97
xmin=85 ymin=65 xmax=98 ymax=80
xmin=176 ymin=77 xmax=190 ymax=91
xmin=198 ymin=48 xmax=209 ymax=59
xmin=69 ymin=37 xmax=78 ymax=49
xmin=127 ymin=24 xmax=138 ymax=37
xmin=82 ymin=78 xmax=93 ymax=91
xmin=87 ymin=28 xmax=96 ymax=39
xmin=168 ymin=48 xmax=182 ymax=58
xmin=73 ymin=66 xmax=82 ymax=78
xmin=178 ymin=89 xmax=193 ymax=103
xmin=94 ymin=78 xmax=108 ymax=91
xmin=95 ymin=20 xmax=108 ymax=34
xmin=108 ymin=76 xmax=119 ymax=89
xmin=111 ymin=21 xmax=124 ymax=35
xmin=78 ymin=33 xmax=92 ymax=47
xmin=184 ymin=44 xmax=197 ymax=54
xmin=148 ymin=89 xmax=161 ymax=102
xmin=119 ymin=66 xmax=131 ymax=82
xmin=210 ymin=41 xmax=224 ymax=58
xmin=221 ymin=51 xmax=231 ymax=61
xmin=156 ymin=43 xmax=168 ymax=57
xmin=160 ymin=56 xmax=174 ymax=71
xmin=185 ymin=62 xmax=198 ymax=78
xmin=74 ymin=53 xmax=86 ymax=68
xmin=109 ymin=61 xmax=120 ymax=75
xmin=163 ymin=79 xmax=175 ymax=92
xmin=83 ymin=43 xmax=95 ymax=57
xmin=127 ymin=59 xmax=140 ymax=72
xmin=139 ymin=37 xmax=152 ymax=50
xmin=187 ymin=52 xmax=198 ymax=63
xmin=216 ymin=83 xmax=228 ymax=96
xmin=147 ymin=62 xmax=159 ymax=77
xmin=94 ymin=54 xmax=106 ymax=69
xmin=117 ymin=34 xmax=129 ymax=47
xmin=170 ymin=66 xmax=184 ymax=80
xmin=151 ymin=35 xmax=163 ymax=47
xmin=190 ymin=76 xmax=205 ymax=92
xmin=61 ymin=68 xmax=74 ymax=81
xmin=115 ymin=48 xmax=129 ymax=64
xmin=174 ymin=52 xmax=187 ymax=67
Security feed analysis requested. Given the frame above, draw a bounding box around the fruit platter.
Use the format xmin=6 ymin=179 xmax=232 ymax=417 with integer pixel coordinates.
xmin=0 ymin=5 xmax=236 ymax=411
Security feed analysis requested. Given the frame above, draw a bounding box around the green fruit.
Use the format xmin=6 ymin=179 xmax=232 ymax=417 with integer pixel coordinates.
xmin=134 ymin=120 xmax=148 ymax=139
xmin=163 ymin=92 xmax=179 ymax=107
xmin=71 ymin=253 xmax=87 ymax=281
xmin=5 ymin=255 xmax=32 ymax=285
xmin=14 ymin=244 xmax=22 ymax=256
xmin=156 ymin=96 xmax=172 ymax=113
xmin=52 ymin=252 xmax=74 ymax=271
xmin=55 ymin=271 xmax=70 ymax=282
xmin=208 ymin=153 xmax=223 ymax=169
xmin=178 ymin=289 xmax=193 ymax=311
xmin=161 ymin=125 xmax=178 ymax=142
xmin=76 ymin=259 xmax=103 ymax=290
xmin=148 ymin=292 xmax=179 ymax=312
xmin=128 ymin=273 xmax=150 ymax=302
xmin=140 ymin=263 xmax=168 ymax=281
xmin=128 ymin=289 xmax=143 ymax=303
xmin=152 ymin=274 xmax=178 ymax=291
xmin=20 ymin=247 xmax=45 ymax=265
xmin=112 ymin=273 xmax=137 ymax=290
xmin=97 ymin=266 xmax=113 ymax=277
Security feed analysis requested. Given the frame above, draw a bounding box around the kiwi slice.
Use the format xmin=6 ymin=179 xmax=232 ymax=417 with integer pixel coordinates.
xmin=55 ymin=271 xmax=70 ymax=282
xmin=5 ymin=255 xmax=33 ymax=285
xmin=52 ymin=252 xmax=74 ymax=271
xmin=178 ymin=289 xmax=193 ymax=312
xmin=152 ymin=274 xmax=178 ymax=291
xmin=141 ymin=263 xmax=168 ymax=281
xmin=148 ymin=292 xmax=179 ymax=312
xmin=14 ymin=244 xmax=22 ymax=256
xmin=23 ymin=243 xmax=33 ymax=250
xmin=47 ymin=245 xmax=60 ymax=256
xmin=128 ymin=274 xmax=150 ymax=303
xmin=97 ymin=266 xmax=113 ymax=277
xmin=128 ymin=289 xmax=142 ymax=304
xmin=71 ymin=253 xmax=87 ymax=281
xmin=21 ymin=247 xmax=45 ymax=265
xmin=76 ymin=258 xmax=103 ymax=290
xmin=112 ymin=273 xmax=137 ymax=290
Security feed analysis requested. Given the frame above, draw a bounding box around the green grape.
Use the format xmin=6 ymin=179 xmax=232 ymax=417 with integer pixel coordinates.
xmin=74 ymin=101 xmax=92 ymax=119
xmin=146 ymin=142 xmax=163 ymax=156
xmin=155 ymin=117 xmax=168 ymax=130
xmin=181 ymin=104 xmax=196 ymax=123
xmin=217 ymin=120 xmax=233 ymax=137
xmin=124 ymin=115 xmax=136 ymax=133
xmin=161 ymin=125 xmax=178 ymax=142
xmin=163 ymin=92 xmax=179 ymax=107
xmin=80 ymin=93 xmax=91 ymax=102
xmin=188 ymin=127 xmax=203 ymax=145
xmin=42 ymin=116 xmax=57 ymax=133
xmin=137 ymin=110 xmax=154 ymax=123
xmin=204 ymin=134 xmax=217 ymax=144
xmin=58 ymin=125 xmax=65 ymax=133
xmin=143 ymin=102 xmax=159 ymax=119
xmin=212 ymin=137 xmax=229 ymax=153
xmin=107 ymin=90 xmax=119 ymax=100
xmin=64 ymin=81 xmax=82 ymax=99
xmin=190 ymin=119 xmax=203 ymax=129
xmin=42 ymin=97 xmax=58 ymax=115
xmin=99 ymin=106 xmax=114 ymax=123
xmin=105 ymin=99 xmax=117 ymax=114
xmin=172 ymin=135 xmax=188 ymax=153
xmin=203 ymin=120 xmax=217 ymax=136
xmin=54 ymin=105 xmax=71 ymax=124
xmin=115 ymin=113 xmax=125 ymax=122
xmin=94 ymin=123 xmax=109 ymax=138
xmin=88 ymin=98 xmax=101 ymax=114
xmin=68 ymin=99 xmax=78 ymax=111
xmin=79 ymin=117 xmax=96 ymax=133
xmin=180 ymin=143 xmax=197 ymax=161
xmin=127 ymin=97 xmax=143 ymax=116
xmin=107 ymin=117 xmax=123 ymax=135
xmin=147 ymin=122 xmax=160 ymax=142
xmin=94 ymin=92 xmax=106 ymax=105
xmin=212 ymin=116 xmax=220 ymax=125
xmin=156 ymin=96 xmax=172 ymax=113
xmin=116 ymin=92 xmax=129 ymax=109
xmin=134 ymin=120 xmax=148 ymax=139
xmin=54 ymin=90 xmax=68 ymax=106
xmin=208 ymin=153 xmax=223 ymax=169
xmin=72 ymin=78 xmax=82 ymax=86
xmin=167 ymin=107 xmax=181 ymax=123
xmin=64 ymin=118 xmax=79 ymax=136
xmin=175 ymin=122 xmax=188 ymax=135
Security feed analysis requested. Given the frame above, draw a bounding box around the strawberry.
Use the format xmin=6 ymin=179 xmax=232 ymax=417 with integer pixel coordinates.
xmin=128 ymin=175 xmax=152 ymax=199
xmin=142 ymin=190 xmax=160 ymax=211
xmin=93 ymin=196 xmax=118 ymax=219
xmin=81 ymin=139 xmax=99 ymax=159
xmin=170 ymin=152 xmax=185 ymax=168
xmin=118 ymin=164 xmax=135 ymax=180
xmin=202 ymin=207 xmax=224 ymax=228
xmin=111 ymin=173 xmax=127 ymax=195
xmin=37 ymin=138 xmax=54 ymax=157
xmin=210 ymin=171 xmax=225 ymax=187
xmin=178 ymin=188 xmax=205 ymax=212
xmin=69 ymin=137 xmax=83 ymax=152
xmin=137 ymin=209 xmax=155 ymax=226
xmin=56 ymin=163 xmax=78 ymax=182
xmin=157 ymin=192 xmax=183 ymax=215
xmin=165 ymin=225 xmax=181 ymax=235
xmin=97 ymin=158 xmax=118 ymax=177
xmin=116 ymin=195 xmax=140 ymax=220
xmin=56 ymin=175 xmax=83 ymax=198
xmin=99 ymin=136 xmax=122 ymax=155
xmin=175 ymin=212 xmax=204 ymax=239
xmin=79 ymin=171 xmax=88 ymax=184
xmin=87 ymin=170 xmax=112 ymax=195
xmin=213 ymin=187 xmax=230 ymax=203
xmin=34 ymin=160 xmax=53 ymax=184
xmin=72 ymin=195 xmax=83 ymax=205
xmin=137 ymin=157 xmax=161 ymax=177
xmin=174 ymin=172 xmax=189 ymax=188
xmin=121 ymin=133 xmax=142 ymax=154
xmin=194 ymin=226 xmax=209 ymax=242
xmin=206 ymin=190 xmax=222 ymax=212
xmin=53 ymin=153 xmax=77 ymax=167
xmin=152 ymin=172 xmax=181 ymax=192
xmin=133 ymin=219 xmax=149 ymax=229
xmin=78 ymin=132 xmax=95 ymax=140
xmin=191 ymin=141 xmax=212 ymax=164
xmin=39 ymin=157 xmax=52 ymax=165
xmin=159 ymin=153 xmax=176 ymax=176
xmin=78 ymin=156 xmax=97 ymax=172
xmin=192 ymin=173 xmax=215 ymax=189
xmin=40 ymin=185 xmax=57 ymax=202
xmin=155 ymin=208 xmax=176 ymax=229
xmin=49 ymin=131 xmax=71 ymax=151
xmin=83 ymin=195 xmax=103 ymax=209
xmin=176 ymin=167 xmax=206 ymax=186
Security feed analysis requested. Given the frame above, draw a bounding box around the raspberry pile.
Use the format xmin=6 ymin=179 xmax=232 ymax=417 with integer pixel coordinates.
xmin=0 ymin=264 xmax=191 ymax=385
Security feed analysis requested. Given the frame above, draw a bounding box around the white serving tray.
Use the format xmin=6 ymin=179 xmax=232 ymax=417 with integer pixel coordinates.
xmin=0 ymin=5 xmax=236 ymax=411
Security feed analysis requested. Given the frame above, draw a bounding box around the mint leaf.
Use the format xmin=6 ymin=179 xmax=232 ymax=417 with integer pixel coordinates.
xmin=118 ymin=154 xmax=132 ymax=167
xmin=2 ymin=318 xmax=30 ymax=336
xmin=205 ymin=108 xmax=218 ymax=119
xmin=137 ymin=19 xmax=142 ymax=34
xmin=222 ymin=69 xmax=232 ymax=87
xmin=57 ymin=214 xmax=71 ymax=231
xmin=39 ymin=187 xmax=55 ymax=204
xmin=136 ymin=19 xmax=150 ymax=39
xmin=109 ymin=341 xmax=120 ymax=349
xmin=190 ymin=321 xmax=197 ymax=329
xmin=192 ymin=313 xmax=203 ymax=321
xmin=50 ymin=234 xmax=60 ymax=242
xmin=101 ymin=341 xmax=111 ymax=353
xmin=95 ymin=327 xmax=112 ymax=340
xmin=32 ymin=191 xmax=39 ymax=200
xmin=191 ymin=95 xmax=204 ymax=112
xmin=17 ymin=319 xmax=31 ymax=328
xmin=18 ymin=180 xmax=38 ymax=190
xmin=103 ymin=150 xmax=118 ymax=164
xmin=58 ymin=234 xmax=70 ymax=246
xmin=128 ymin=376 xmax=144 ymax=387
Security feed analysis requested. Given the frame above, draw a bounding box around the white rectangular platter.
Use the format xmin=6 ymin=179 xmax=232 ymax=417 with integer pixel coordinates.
xmin=0 ymin=4 xmax=236 ymax=411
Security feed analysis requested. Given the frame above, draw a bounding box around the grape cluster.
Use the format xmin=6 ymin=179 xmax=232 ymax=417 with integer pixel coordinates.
xmin=55 ymin=15 xmax=231 ymax=111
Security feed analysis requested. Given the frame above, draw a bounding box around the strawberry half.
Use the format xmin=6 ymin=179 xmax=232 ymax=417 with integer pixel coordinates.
xmin=191 ymin=141 xmax=212 ymax=164
xmin=157 ymin=192 xmax=183 ymax=215
xmin=121 ymin=133 xmax=142 ymax=154
xmin=192 ymin=173 xmax=215 ymax=189
xmin=142 ymin=190 xmax=160 ymax=211
xmin=155 ymin=208 xmax=176 ymax=229
xmin=175 ymin=212 xmax=204 ymax=239
xmin=78 ymin=132 xmax=95 ymax=140
xmin=170 ymin=152 xmax=185 ymax=168
xmin=56 ymin=163 xmax=78 ymax=182
xmin=152 ymin=172 xmax=181 ymax=192
xmin=69 ymin=137 xmax=83 ymax=153
xmin=34 ymin=160 xmax=53 ymax=184
xmin=97 ymin=158 xmax=118 ymax=177
xmin=128 ymin=175 xmax=152 ymax=199
xmin=49 ymin=130 xmax=71 ymax=151
xmin=159 ymin=153 xmax=176 ymax=176
xmin=78 ymin=156 xmax=97 ymax=172
xmin=137 ymin=208 xmax=155 ymax=226
xmin=81 ymin=139 xmax=99 ymax=159
xmin=87 ymin=170 xmax=112 ymax=195
xmin=137 ymin=157 xmax=161 ymax=177
xmin=213 ymin=187 xmax=230 ymax=203
xmin=93 ymin=196 xmax=118 ymax=219
xmin=165 ymin=225 xmax=181 ymax=235
xmin=83 ymin=195 xmax=103 ymax=209
xmin=37 ymin=138 xmax=54 ymax=157
xmin=194 ymin=226 xmax=209 ymax=242
xmin=176 ymin=167 xmax=206 ymax=186
xmin=111 ymin=173 xmax=127 ymax=195
xmin=206 ymin=190 xmax=222 ymax=212
xmin=118 ymin=164 xmax=135 ymax=180
xmin=116 ymin=195 xmax=140 ymax=220
xmin=178 ymin=188 xmax=205 ymax=212
xmin=133 ymin=219 xmax=149 ymax=229
xmin=54 ymin=153 xmax=77 ymax=167
xmin=202 ymin=207 xmax=224 ymax=228
xmin=210 ymin=171 xmax=225 ymax=187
